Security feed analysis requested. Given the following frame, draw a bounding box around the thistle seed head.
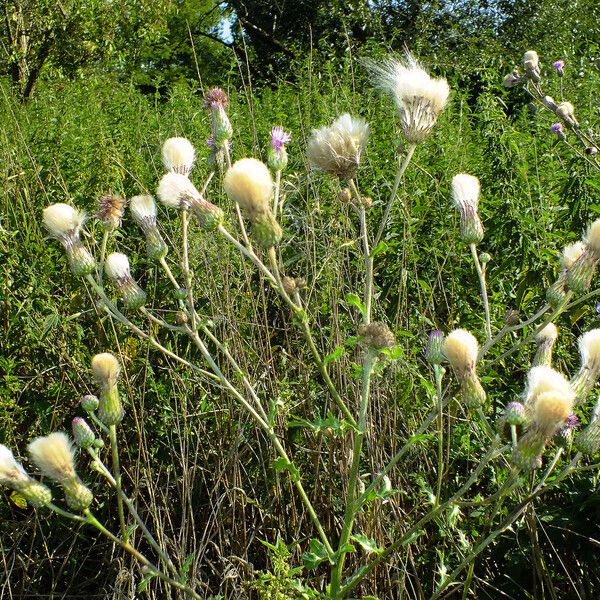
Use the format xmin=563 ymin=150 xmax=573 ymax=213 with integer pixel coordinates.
xmin=224 ymin=158 xmax=273 ymax=218
xmin=27 ymin=432 xmax=77 ymax=483
xmin=161 ymin=137 xmax=196 ymax=176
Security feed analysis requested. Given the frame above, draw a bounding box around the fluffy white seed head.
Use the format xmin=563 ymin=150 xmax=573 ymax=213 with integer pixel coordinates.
xmin=0 ymin=445 xmax=29 ymax=487
xmin=224 ymin=158 xmax=273 ymax=216
xmin=91 ymin=352 xmax=121 ymax=387
xmin=129 ymin=195 xmax=157 ymax=225
xmin=579 ymin=329 xmax=600 ymax=370
xmin=43 ymin=203 xmax=83 ymax=239
xmin=443 ymin=329 xmax=479 ymax=372
xmin=561 ymin=241 xmax=586 ymax=269
xmin=28 ymin=432 xmax=77 ymax=483
xmin=307 ymin=114 xmax=369 ymax=180
xmin=535 ymin=323 xmax=558 ymax=345
xmin=533 ymin=391 xmax=573 ymax=436
xmin=523 ymin=50 xmax=539 ymax=70
xmin=585 ymin=220 xmax=600 ymax=254
xmin=162 ymin=137 xmax=196 ymax=175
xmin=451 ymin=174 xmax=480 ymax=211
xmin=157 ymin=173 xmax=199 ymax=208
xmin=365 ymin=54 xmax=449 ymax=143
xmin=525 ymin=366 xmax=573 ymax=407
xmin=105 ymin=252 xmax=131 ymax=280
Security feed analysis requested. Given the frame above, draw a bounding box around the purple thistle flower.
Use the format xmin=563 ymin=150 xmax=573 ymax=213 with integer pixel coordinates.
xmin=596 ymin=301 xmax=600 ymax=315
xmin=270 ymin=126 xmax=291 ymax=155
xmin=204 ymin=87 xmax=228 ymax=110
xmin=206 ymin=135 xmax=216 ymax=151
xmin=553 ymin=60 xmax=565 ymax=75
xmin=565 ymin=413 xmax=580 ymax=430
xmin=551 ymin=123 xmax=563 ymax=134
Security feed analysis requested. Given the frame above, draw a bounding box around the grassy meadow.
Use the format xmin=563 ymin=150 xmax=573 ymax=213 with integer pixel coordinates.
xmin=1 ymin=47 xmax=600 ymax=599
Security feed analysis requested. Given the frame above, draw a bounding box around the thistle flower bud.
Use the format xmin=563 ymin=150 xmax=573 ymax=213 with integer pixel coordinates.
xmin=162 ymin=137 xmax=195 ymax=176
xmin=267 ymin=126 xmax=291 ymax=172
xmin=513 ymin=430 xmax=545 ymax=470
xmin=204 ymin=88 xmax=233 ymax=148
xmin=425 ymin=330 xmax=445 ymax=365
xmin=81 ymin=394 xmax=99 ymax=412
xmin=129 ymin=195 xmax=168 ymax=261
xmin=104 ymin=253 xmax=147 ymax=310
xmin=42 ymin=203 xmax=95 ymax=277
xmin=92 ymin=352 xmax=123 ymax=426
xmin=571 ymin=329 xmax=600 ymax=405
xmin=251 ymin=211 xmax=283 ymax=248
xmin=358 ymin=322 xmax=396 ymax=351
xmin=443 ymin=329 xmax=486 ymax=409
xmin=451 ymin=174 xmax=484 ymax=244
xmin=365 ymin=54 xmax=449 ymax=144
xmin=556 ymin=101 xmax=578 ymax=127
xmin=542 ymin=96 xmax=557 ymax=111
xmin=575 ymin=420 xmax=600 ymax=455
xmin=553 ymin=60 xmax=565 ymax=76
xmin=307 ymin=114 xmax=369 ymax=179
xmin=532 ymin=323 xmax=558 ymax=367
xmin=505 ymin=401 xmax=526 ymax=426
xmin=157 ymin=173 xmax=223 ymax=229
xmin=72 ymin=417 xmax=96 ymax=448
xmin=27 ymin=433 xmax=93 ymax=510
xmin=503 ymin=69 xmax=521 ymax=88
xmin=523 ymin=50 xmax=540 ymax=81
xmin=338 ymin=188 xmax=352 ymax=203
xmin=0 ymin=445 xmax=54 ymax=508
xmin=97 ymin=194 xmax=126 ymax=230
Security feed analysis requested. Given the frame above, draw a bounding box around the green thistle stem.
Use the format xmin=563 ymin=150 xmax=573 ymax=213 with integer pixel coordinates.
xmin=470 ymin=243 xmax=492 ymax=341
xmin=108 ymin=424 xmax=127 ymax=539
xmin=434 ymin=364 xmax=445 ymax=507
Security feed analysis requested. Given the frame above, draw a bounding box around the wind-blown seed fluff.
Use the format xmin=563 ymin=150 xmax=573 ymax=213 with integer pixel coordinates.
xmin=579 ymin=329 xmax=600 ymax=370
xmin=561 ymin=242 xmax=586 ymax=269
xmin=585 ymin=220 xmax=600 ymax=254
xmin=157 ymin=173 xmax=199 ymax=208
xmin=224 ymin=158 xmax=273 ymax=217
xmin=161 ymin=137 xmax=196 ymax=175
xmin=523 ymin=50 xmax=539 ymax=71
xmin=0 ymin=445 xmax=28 ymax=487
xmin=105 ymin=253 xmax=131 ymax=280
xmin=443 ymin=329 xmax=479 ymax=372
xmin=524 ymin=366 xmax=573 ymax=407
xmin=28 ymin=432 xmax=77 ymax=483
xmin=451 ymin=174 xmax=480 ymax=210
xmin=129 ymin=195 xmax=157 ymax=225
xmin=307 ymin=114 xmax=369 ymax=180
xmin=43 ymin=203 xmax=84 ymax=239
xmin=533 ymin=391 xmax=574 ymax=436
xmin=365 ymin=54 xmax=449 ymax=144
xmin=91 ymin=352 xmax=121 ymax=387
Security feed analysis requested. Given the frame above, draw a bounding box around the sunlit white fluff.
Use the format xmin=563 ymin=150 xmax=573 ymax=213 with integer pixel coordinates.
xmin=365 ymin=54 xmax=449 ymax=143
xmin=451 ymin=174 xmax=480 ymax=211
xmin=585 ymin=220 xmax=600 ymax=254
xmin=224 ymin=158 xmax=273 ymax=216
xmin=0 ymin=445 xmax=28 ymax=487
xmin=535 ymin=323 xmax=558 ymax=344
xmin=157 ymin=173 xmax=199 ymax=208
xmin=105 ymin=252 xmax=131 ymax=280
xmin=524 ymin=366 xmax=573 ymax=407
xmin=561 ymin=241 xmax=586 ymax=269
xmin=161 ymin=137 xmax=196 ymax=175
xmin=28 ymin=432 xmax=77 ymax=483
xmin=443 ymin=329 xmax=479 ymax=373
xmin=129 ymin=195 xmax=157 ymax=225
xmin=43 ymin=203 xmax=84 ymax=239
xmin=307 ymin=113 xmax=369 ymax=180
xmin=91 ymin=352 xmax=121 ymax=387
xmin=579 ymin=329 xmax=600 ymax=371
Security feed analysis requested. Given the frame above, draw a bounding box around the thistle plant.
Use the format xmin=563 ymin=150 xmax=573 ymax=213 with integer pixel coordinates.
xmin=8 ymin=51 xmax=600 ymax=599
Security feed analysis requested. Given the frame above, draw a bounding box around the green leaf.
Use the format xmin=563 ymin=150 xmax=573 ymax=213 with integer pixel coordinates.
xmin=178 ymin=552 xmax=195 ymax=584
xmin=137 ymin=571 xmax=157 ymax=592
xmin=371 ymin=241 xmax=388 ymax=257
xmin=323 ymin=346 xmax=344 ymax=366
xmin=271 ymin=457 xmax=300 ymax=482
xmin=345 ymin=293 xmax=366 ymax=318
xmin=351 ymin=534 xmax=383 ymax=555
xmin=10 ymin=491 xmax=27 ymax=509
xmin=401 ymin=529 xmax=424 ymax=545
xmin=302 ymin=538 xmax=331 ymax=570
